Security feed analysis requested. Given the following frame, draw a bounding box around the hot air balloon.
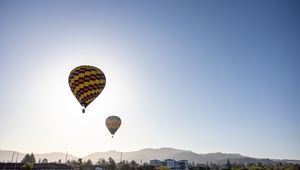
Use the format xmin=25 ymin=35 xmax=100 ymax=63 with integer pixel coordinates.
xmin=106 ymin=116 xmax=121 ymax=138
xmin=69 ymin=65 xmax=106 ymax=113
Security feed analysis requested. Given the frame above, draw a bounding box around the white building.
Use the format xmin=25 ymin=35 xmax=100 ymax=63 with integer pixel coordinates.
xmin=149 ymin=159 xmax=189 ymax=170
xmin=164 ymin=159 xmax=175 ymax=169
xmin=177 ymin=160 xmax=189 ymax=170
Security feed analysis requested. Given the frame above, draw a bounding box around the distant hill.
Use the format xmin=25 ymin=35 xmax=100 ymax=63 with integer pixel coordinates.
xmin=0 ymin=150 xmax=25 ymax=163
xmin=84 ymin=148 xmax=189 ymax=163
xmin=0 ymin=150 xmax=77 ymax=163
xmin=1 ymin=148 xmax=299 ymax=165
xmin=83 ymin=148 xmax=245 ymax=164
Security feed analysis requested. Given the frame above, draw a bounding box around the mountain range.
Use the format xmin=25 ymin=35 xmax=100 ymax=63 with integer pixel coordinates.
xmin=1 ymin=148 xmax=299 ymax=165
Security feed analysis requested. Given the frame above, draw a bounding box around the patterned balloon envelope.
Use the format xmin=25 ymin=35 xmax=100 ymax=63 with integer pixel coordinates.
xmin=69 ymin=65 xmax=106 ymax=113
xmin=106 ymin=116 xmax=121 ymax=138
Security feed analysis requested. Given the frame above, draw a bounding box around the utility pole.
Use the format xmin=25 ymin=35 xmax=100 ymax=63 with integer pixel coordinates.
xmin=65 ymin=152 xmax=68 ymax=164
xmin=11 ymin=152 xmax=15 ymax=163
xmin=120 ymin=152 xmax=122 ymax=163
xmin=14 ymin=154 xmax=18 ymax=170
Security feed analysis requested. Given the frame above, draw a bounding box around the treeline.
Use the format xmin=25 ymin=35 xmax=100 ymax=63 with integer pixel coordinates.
xmin=67 ymin=157 xmax=156 ymax=170
xmin=189 ymin=160 xmax=300 ymax=170
xmin=20 ymin=153 xmax=157 ymax=170
xmin=19 ymin=153 xmax=300 ymax=170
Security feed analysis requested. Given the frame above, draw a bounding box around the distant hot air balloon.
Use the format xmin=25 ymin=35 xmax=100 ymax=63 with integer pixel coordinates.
xmin=69 ymin=65 xmax=106 ymax=113
xmin=106 ymin=116 xmax=121 ymax=138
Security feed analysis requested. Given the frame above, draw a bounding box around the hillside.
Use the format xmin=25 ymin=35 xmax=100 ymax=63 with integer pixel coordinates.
xmin=1 ymin=148 xmax=299 ymax=165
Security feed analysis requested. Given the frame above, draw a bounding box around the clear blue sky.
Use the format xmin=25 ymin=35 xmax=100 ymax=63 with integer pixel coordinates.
xmin=0 ymin=0 xmax=299 ymax=160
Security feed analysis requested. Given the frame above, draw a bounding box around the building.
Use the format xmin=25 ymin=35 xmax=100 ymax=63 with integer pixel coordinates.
xmin=164 ymin=159 xmax=176 ymax=169
xmin=149 ymin=159 xmax=189 ymax=170
xmin=177 ymin=160 xmax=189 ymax=170
xmin=149 ymin=159 xmax=163 ymax=167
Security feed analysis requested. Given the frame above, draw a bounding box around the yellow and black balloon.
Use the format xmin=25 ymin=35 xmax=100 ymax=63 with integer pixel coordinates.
xmin=69 ymin=65 xmax=106 ymax=113
xmin=106 ymin=116 xmax=121 ymax=138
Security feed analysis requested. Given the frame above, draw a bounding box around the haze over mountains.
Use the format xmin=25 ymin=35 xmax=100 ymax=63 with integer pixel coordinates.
xmin=1 ymin=148 xmax=299 ymax=165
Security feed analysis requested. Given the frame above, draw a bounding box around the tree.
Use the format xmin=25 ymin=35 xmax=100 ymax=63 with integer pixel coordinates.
xmin=97 ymin=158 xmax=106 ymax=166
xmin=86 ymin=159 xmax=93 ymax=165
xmin=82 ymin=159 xmax=94 ymax=170
xmin=158 ymin=166 xmax=171 ymax=170
xmin=226 ymin=159 xmax=232 ymax=170
xmin=78 ymin=158 xmax=83 ymax=164
xmin=29 ymin=153 xmax=36 ymax=163
xmin=70 ymin=158 xmax=84 ymax=170
xmin=249 ymin=165 xmax=263 ymax=170
xmin=119 ymin=161 xmax=131 ymax=170
xmin=42 ymin=159 xmax=48 ymax=163
xmin=138 ymin=163 xmax=155 ymax=170
xmin=70 ymin=160 xmax=79 ymax=168
xmin=107 ymin=157 xmax=117 ymax=170
xmin=130 ymin=160 xmax=138 ymax=169
xmin=22 ymin=162 xmax=33 ymax=170
xmin=21 ymin=153 xmax=36 ymax=164
xmin=79 ymin=158 xmax=84 ymax=170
